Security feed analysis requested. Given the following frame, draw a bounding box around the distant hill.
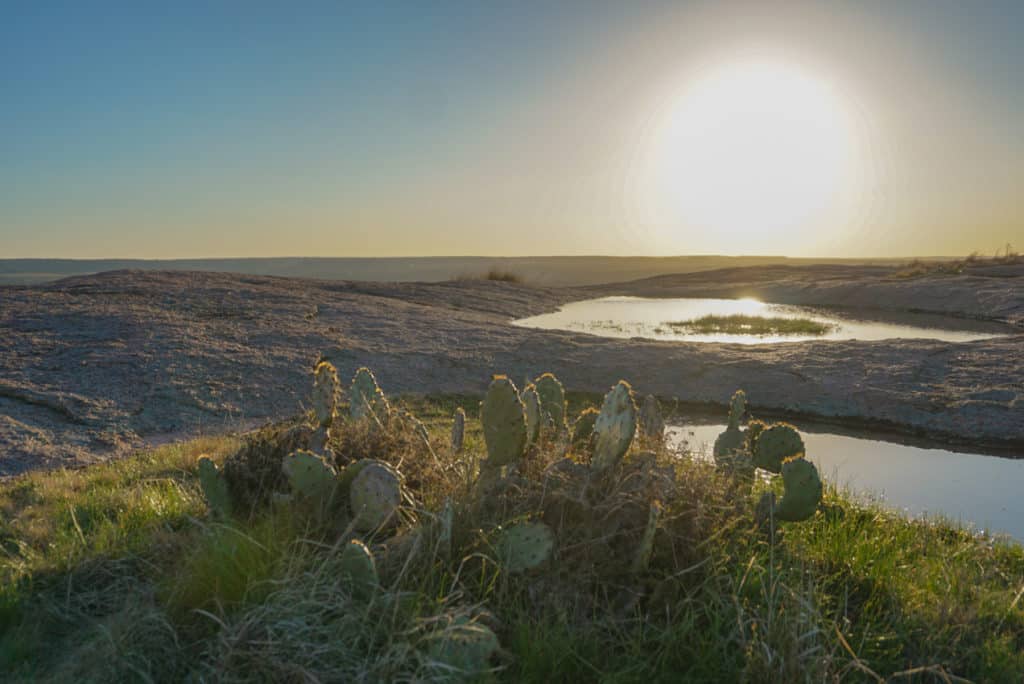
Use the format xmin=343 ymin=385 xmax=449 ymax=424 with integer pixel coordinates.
xmin=0 ymin=255 xmax=923 ymax=287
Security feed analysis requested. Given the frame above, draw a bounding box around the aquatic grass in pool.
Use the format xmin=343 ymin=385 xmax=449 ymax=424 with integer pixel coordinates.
xmin=667 ymin=314 xmax=834 ymax=336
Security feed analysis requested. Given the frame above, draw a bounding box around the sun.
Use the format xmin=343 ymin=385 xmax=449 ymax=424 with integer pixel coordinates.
xmin=650 ymin=59 xmax=857 ymax=246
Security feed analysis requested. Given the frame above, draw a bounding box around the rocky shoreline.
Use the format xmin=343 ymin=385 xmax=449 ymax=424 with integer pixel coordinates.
xmin=1 ymin=265 xmax=1021 ymax=474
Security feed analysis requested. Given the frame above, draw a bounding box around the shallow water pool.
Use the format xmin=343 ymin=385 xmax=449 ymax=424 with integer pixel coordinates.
xmin=514 ymin=296 xmax=1010 ymax=344
xmin=669 ymin=422 xmax=1024 ymax=542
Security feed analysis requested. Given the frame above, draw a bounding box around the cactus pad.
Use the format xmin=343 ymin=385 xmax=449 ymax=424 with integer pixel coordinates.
xmin=753 ymin=423 xmax=805 ymax=474
xmin=591 ymin=381 xmax=638 ymax=473
xmin=425 ymin=618 xmax=499 ymax=675
xmin=496 ymin=520 xmax=555 ymax=573
xmin=533 ymin=373 xmax=567 ymax=433
xmin=521 ymin=385 xmax=542 ymax=446
xmin=349 ymin=459 xmax=402 ymax=532
xmin=631 ymin=501 xmax=662 ymax=574
xmin=350 ymin=367 xmax=390 ymax=422
xmin=571 ymin=407 xmax=599 ymax=449
xmin=338 ymin=539 xmax=379 ymax=594
xmin=283 ymin=450 xmax=338 ymax=512
xmin=727 ymin=389 xmax=747 ymax=430
xmin=450 ymin=408 xmax=466 ymax=453
xmin=197 ymin=456 xmax=232 ymax=518
xmin=311 ymin=360 xmax=339 ymax=428
xmin=480 ymin=376 xmax=527 ymax=467
xmin=713 ymin=427 xmax=745 ymax=459
xmin=639 ymin=394 xmax=665 ymax=440
xmin=774 ymin=457 xmax=823 ymax=522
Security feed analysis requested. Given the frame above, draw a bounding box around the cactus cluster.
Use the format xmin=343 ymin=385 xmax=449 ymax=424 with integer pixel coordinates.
xmin=712 ymin=389 xmax=822 ymax=523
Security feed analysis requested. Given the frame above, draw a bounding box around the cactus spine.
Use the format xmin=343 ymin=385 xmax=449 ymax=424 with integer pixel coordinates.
xmin=480 ymin=376 xmax=527 ymax=468
xmin=591 ymin=381 xmax=637 ymax=474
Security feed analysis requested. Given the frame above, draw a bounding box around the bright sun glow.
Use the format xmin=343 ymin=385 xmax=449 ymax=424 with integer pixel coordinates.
xmin=652 ymin=59 xmax=857 ymax=244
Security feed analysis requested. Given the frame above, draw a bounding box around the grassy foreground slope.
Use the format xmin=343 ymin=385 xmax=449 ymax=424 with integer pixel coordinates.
xmin=1 ymin=394 xmax=1022 ymax=683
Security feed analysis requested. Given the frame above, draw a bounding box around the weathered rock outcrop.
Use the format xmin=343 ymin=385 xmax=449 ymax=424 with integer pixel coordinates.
xmin=0 ymin=265 xmax=1020 ymax=474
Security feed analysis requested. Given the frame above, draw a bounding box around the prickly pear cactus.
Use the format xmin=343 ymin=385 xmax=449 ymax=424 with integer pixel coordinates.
xmin=480 ymin=376 xmax=527 ymax=467
xmin=350 ymin=367 xmax=390 ymax=422
xmin=311 ymin=360 xmax=339 ymax=428
xmin=746 ymin=419 xmax=767 ymax=451
xmin=339 ymin=539 xmax=379 ymax=594
xmin=631 ymin=500 xmax=662 ymax=574
xmin=533 ymin=373 xmax=567 ymax=433
xmin=451 ymin=408 xmax=466 ymax=453
xmin=753 ymin=423 xmax=805 ymax=474
xmin=727 ymin=389 xmax=747 ymax=430
xmin=713 ymin=427 xmax=745 ymax=459
xmin=439 ymin=498 xmax=454 ymax=559
xmin=349 ymin=459 xmax=403 ymax=532
xmin=591 ymin=381 xmax=637 ymax=474
xmin=639 ymin=394 xmax=665 ymax=441
xmin=774 ymin=457 xmax=823 ymax=521
xmin=283 ymin=450 xmax=338 ymax=512
xmin=570 ymin=407 xmax=599 ymax=449
xmin=521 ymin=385 xmax=542 ymax=446
xmin=424 ymin=618 xmax=499 ymax=675
xmin=197 ymin=456 xmax=232 ymax=518
xmin=496 ymin=520 xmax=555 ymax=573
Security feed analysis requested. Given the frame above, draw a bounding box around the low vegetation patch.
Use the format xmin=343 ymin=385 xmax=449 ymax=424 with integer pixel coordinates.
xmin=667 ymin=314 xmax=834 ymax=336
xmin=0 ymin=368 xmax=1021 ymax=682
xmin=895 ymin=244 xmax=1022 ymax=278
xmin=454 ymin=267 xmax=523 ymax=283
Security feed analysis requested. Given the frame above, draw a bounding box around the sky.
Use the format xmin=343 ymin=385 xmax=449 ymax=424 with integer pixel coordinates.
xmin=2 ymin=0 xmax=1022 ymax=259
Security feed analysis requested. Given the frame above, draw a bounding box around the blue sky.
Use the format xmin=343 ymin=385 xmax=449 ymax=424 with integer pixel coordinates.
xmin=2 ymin=1 xmax=1022 ymax=258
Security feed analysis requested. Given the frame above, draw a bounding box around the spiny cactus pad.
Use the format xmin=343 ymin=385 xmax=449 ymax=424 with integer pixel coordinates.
xmin=450 ymin=408 xmax=466 ymax=453
xmin=533 ymin=373 xmax=567 ymax=433
xmin=338 ymin=539 xmax=379 ymax=594
xmin=283 ymin=450 xmax=338 ymax=510
xmin=713 ymin=427 xmax=745 ymax=459
xmin=774 ymin=457 xmax=823 ymax=522
xmin=591 ymin=381 xmax=638 ymax=473
xmin=753 ymin=423 xmax=805 ymax=474
xmin=496 ymin=520 xmax=555 ymax=573
xmin=350 ymin=367 xmax=390 ymax=422
xmin=349 ymin=459 xmax=402 ymax=532
xmin=480 ymin=376 xmax=527 ymax=467
xmin=639 ymin=394 xmax=665 ymax=440
xmin=728 ymin=389 xmax=747 ymax=430
xmin=631 ymin=500 xmax=662 ymax=574
xmin=311 ymin=360 xmax=339 ymax=428
xmin=521 ymin=385 xmax=542 ymax=446
xmin=425 ymin=619 xmax=499 ymax=675
xmin=571 ymin=407 xmax=599 ymax=449
xmin=197 ymin=456 xmax=232 ymax=518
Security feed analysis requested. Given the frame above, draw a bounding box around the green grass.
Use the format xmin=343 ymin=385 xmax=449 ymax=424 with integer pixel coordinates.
xmin=1 ymin=395 xmax=1021 ymax=682
xmin=667 ymin=314 xmax=834 ymax=336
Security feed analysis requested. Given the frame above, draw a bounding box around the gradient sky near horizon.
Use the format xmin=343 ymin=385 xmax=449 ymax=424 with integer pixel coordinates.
xmin=2 ymin=1 xmax=1022 ymax=259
